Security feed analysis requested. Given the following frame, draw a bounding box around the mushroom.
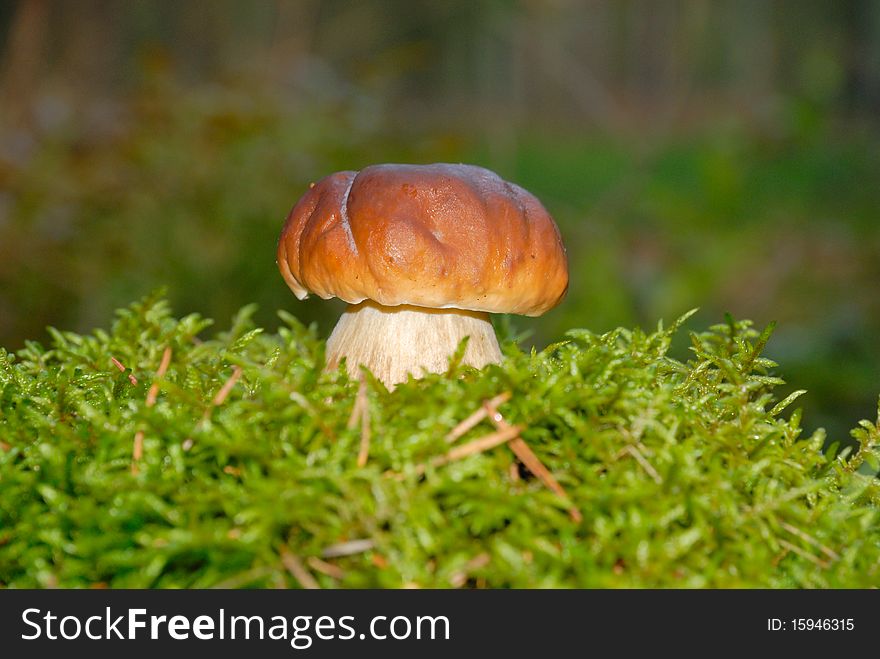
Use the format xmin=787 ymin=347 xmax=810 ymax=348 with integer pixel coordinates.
xmin=277 ymin=163 xmax=568 ymax=388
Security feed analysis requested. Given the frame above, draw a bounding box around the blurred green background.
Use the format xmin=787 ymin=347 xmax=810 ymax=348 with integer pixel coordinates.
xmin=0 ymin=0 xmax=878 ymax=441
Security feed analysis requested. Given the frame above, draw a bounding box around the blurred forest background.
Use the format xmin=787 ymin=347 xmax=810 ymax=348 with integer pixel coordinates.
xmin=0 ymin=0 xmax=878 ymax=440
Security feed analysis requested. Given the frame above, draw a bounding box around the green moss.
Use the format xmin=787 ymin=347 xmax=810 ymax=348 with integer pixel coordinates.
xmin=1 ymin=293 xmax=878 ymax=588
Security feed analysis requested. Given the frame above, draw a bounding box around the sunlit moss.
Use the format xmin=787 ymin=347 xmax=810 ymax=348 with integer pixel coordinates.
xmin=1 ymin=293 xmax=878 ymax=588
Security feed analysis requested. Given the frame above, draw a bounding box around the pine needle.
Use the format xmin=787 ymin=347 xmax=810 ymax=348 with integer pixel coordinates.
xmin=347 ymin=378 xmax=371 ymax=467
xmin=780 ymin=522 xmax=840 ymax=561
xmin=146 ymin=347 xmax=172 ymax=406
xmin=617 ymin=444 xmax=663 ymax=484
xmin=357 ymin=393 xmax=371 ymax=467
xmin=131 ymin=431 xmax=144 ymax=475
xmin=280 ymin=547 xmax=320 ymax=589
xmin=450 ymin=552 xmax=491 ymax=587
xmin=131 ymin=346 xmax=172 ymax=474
xmin=347 ymin=378 xmax=367 ymax=430
xmin=111 ymin=357 xmax=138 ymax=385
xmin=321 ymin=539 xmax=376 ymax=559
xmin=211 ymin=366 xmax=242 ymax=406
xmin=776 ymin=539 xmax=829 ymax=569
xmin=446 ymin=392 xmax=512 ymax=443
xmin=485 ymin=400 xmax=583 ymax=523
xmin=307 ymin=556 xmax=345 ymax=580
xmin=438 ymin=425 xmax=522 ymax=466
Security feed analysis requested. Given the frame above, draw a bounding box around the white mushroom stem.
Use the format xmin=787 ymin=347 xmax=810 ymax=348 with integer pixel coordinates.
xmin=325 ymin=301 xmax=503 ymax=388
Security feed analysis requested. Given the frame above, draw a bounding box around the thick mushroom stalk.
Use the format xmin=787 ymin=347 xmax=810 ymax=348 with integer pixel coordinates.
xmin=325 ymin=301 xmax=502 ymax=388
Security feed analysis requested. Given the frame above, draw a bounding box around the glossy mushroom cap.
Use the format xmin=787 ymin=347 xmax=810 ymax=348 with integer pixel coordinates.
xmin=277 ymin=163 xmax=568 ymax=317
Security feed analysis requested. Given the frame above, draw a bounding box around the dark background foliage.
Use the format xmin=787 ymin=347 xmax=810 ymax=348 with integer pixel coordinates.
xmin=1 ymin=0 xmax=879 ymax=440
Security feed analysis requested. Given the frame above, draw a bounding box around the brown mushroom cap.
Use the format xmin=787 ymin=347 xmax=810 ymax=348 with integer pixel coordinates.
xmin=277 ymin=163 xmax=568 ymax=316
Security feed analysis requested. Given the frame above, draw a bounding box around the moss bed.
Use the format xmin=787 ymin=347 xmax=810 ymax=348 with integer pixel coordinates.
xmin=1 ymin=294 xmax=878 ymax=588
